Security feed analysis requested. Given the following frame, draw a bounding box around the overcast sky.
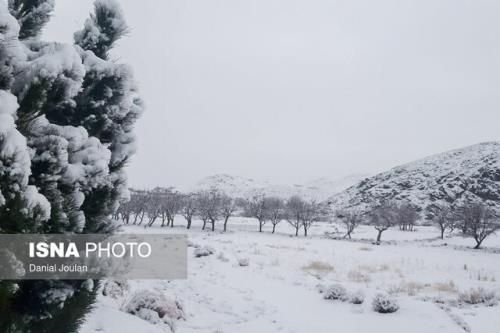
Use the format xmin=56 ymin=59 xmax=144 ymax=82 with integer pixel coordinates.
xmin=43 ymin=0 xmax=500 ymax=188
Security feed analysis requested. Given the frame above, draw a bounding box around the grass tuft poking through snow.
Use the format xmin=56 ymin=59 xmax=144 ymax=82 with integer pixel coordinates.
xmin=458 ymin=287 xmax=497 ymax=305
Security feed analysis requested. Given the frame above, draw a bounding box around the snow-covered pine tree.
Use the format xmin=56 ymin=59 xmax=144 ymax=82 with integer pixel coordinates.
xmin=0 ymin=0 xmax=142 ymax=331
xmin=68 ymin=0 xmax=142 ymax=233
xmin=0 ymin=2 xmax=51 ymax=234
xmin=8 ymin=0 xmax=55 ymax=40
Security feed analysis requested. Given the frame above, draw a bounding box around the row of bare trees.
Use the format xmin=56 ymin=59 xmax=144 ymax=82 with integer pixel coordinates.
xmin=117 ymin=189 xmax=500 ymax=247
xmin=116 ymin=189 xmax=328 ymax=235
xmin=242 ymin=195 xmax=328 ymax=236
xmin=116 ymin=188 xmax=237 ymax=231
xmin=427 ymin=203 xmax=500 ymax=249
xmin=335 ymin=200 xmax=500 ymax=249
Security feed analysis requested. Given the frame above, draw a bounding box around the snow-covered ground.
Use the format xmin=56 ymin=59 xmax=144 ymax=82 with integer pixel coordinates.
xmin=82 ymin=217 xmax=500 ymax=333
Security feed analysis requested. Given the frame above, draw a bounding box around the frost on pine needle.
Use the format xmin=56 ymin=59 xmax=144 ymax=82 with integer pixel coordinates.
xmin=7 ymin=0 xmax=55 ymax=40
xmin=0 ymin=249 xmax=26 ymax=278
xmin=74 ymin=0 xmax=128 ymax=60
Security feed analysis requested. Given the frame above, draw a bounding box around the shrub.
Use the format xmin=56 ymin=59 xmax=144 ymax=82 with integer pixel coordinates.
xmin=238 ymin=258 xmax=250 ymax=267
xmin=349 ymin=291 xmax=365 ymax=304
xmin=323 ymin=284 xmax=348 ymax=301
xmin=458 ymin=287 xmax=496 ymax=305
xmin=102 ymin=280 xmax=129 ymax=299
xmin=432 ymin=280 xmax=457 ymax=293
xmin=372 ymin=293 xmax=399 ymax=313
xmin=123 ymin=290 xmax=184 ymax=330
xmin=193 ymin=246 xmax=215 ymax=258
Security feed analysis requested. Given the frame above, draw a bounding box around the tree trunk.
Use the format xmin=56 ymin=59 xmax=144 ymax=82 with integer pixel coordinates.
xmin=259 ymin=221 xmax=263 ymax=232
xmin=473 ymin=238 xmax=482 ymax=249
xmin=295 ymin=225 xmax=299 ymax=237
xmin=137 ymin=212 xmax=145 ymax=225
xmin=186 ymin=217 xmax=191 ymax=229
xmin=303 ymin=224 xmax=308 ymax=237
xmin=376 ymin=229 xmax=383 ymax=243
xmin=272 ymin=224 xmax=276 ymax=233
xmin=223 ymin=217 xmax=229 ymax=232
xmin=170 ymin=217 xmax=174 ymax=228
xmin=440 ymin=228 xmax=445 ymax=240
xmin=211 ymin=220 xmax=215 ymax=231
xmin=202 ymin=219 xmax=206 ymax=230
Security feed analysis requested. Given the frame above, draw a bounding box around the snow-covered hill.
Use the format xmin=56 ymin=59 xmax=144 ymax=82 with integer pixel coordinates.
xmin=180 ymin=173 xmax=368 ymax=200
xmin=332 ymin=142 xmax=500 ymax=214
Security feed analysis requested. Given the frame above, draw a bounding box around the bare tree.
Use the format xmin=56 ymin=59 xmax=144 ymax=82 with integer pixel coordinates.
xmin=301 ymin=200 xmax=325 ymax=236
xmin=220 ymin=194 xmax=236 ymax=232
xmin=158 ymin=191 xmax=170 ymax=227
xmin=396 ymin=202 xmax=419 ymax=231
xmin=266 ymin=197 xmax=285 ymax=233
xmin=244 ymin=195 xmax=268 ymax=233
xmin=196 ymin=192 xmax=211 ymax=230
xmin=453 ymin=203 xmax=482 ymax=235
xmin=336 ymin=209 xmax=364 ymax=239
xmin=454 ymin=203 xmax=500 ymax=249
xmin=164 ymin=190 xmax=182 ymax=228
xmin=207 ymin=191 xmax=222 ymax=231
xmin=181 ymin=193 xmax=198 ymax=229
xmin=427 ymin=204 xmax=454 ymax=239
xmin=131 ymin=190 xmax=148 ymax=225
xmin=144 ymin=188 xmax=178 ymax=227
xmin=145 ymin=189 xmax=163 ymax=227
xmin=115 ymin=195 xmax=132 ymax=223
xmin=196 ymin=189 xmax=222 ymax=231
xmin=118 ymin=190 xmax=148 ymax=225
xmin=369 ymin=200 xmax=398 ymax=244
xmin=285 ymin=196 xmax=305 ymax=237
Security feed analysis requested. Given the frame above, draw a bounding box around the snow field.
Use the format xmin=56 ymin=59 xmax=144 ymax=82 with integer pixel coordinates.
xmin=82 ymin=217 xmax=500 ymax=333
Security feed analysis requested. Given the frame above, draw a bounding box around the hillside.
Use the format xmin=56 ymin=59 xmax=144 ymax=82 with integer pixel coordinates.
xmin=181 ymin=173 xmax=368 ymax=200
xmin=331 ymin=142 xmax=500 ymax=215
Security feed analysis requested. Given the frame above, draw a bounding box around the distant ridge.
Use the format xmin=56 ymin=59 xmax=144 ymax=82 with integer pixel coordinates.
xmin=180 ymin=173 xmax=369 ymax=201
xmin=331 ymin=142 xmax=500 ymax=214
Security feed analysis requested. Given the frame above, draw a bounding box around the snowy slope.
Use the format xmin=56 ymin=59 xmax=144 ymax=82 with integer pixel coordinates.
xmin=82 ymin=220 xmax=500 ymax=333
xmin=332 ymin=142 xmax=500 ymax=214
xmin=180 ymin=173 xmax=368 ymax=200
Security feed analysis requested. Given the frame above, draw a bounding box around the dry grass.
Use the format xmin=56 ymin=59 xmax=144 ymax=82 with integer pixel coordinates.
xmin=302 ymin=260 xmax=334 ymax=273
xmin=357 ymin=263 xmax=391 ymax=273
xmin=358 ymin=246 xmax=373 ymax=251
xmin=459 ymin=287 xmax=496 ymax=305
xmin=389 ymin=281 xmax=426 ymax=296
xmin=347 ymin=269 xmax=371 ymax=283
xmin=432 ymin=280 xmax=458 ymax=293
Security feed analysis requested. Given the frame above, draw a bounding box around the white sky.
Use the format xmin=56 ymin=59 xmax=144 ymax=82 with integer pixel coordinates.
xmin=43 ymin=0 xmax=500 ymax=188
